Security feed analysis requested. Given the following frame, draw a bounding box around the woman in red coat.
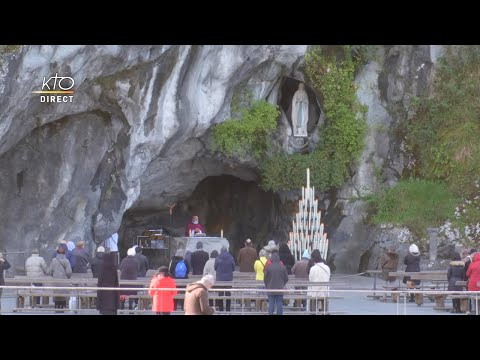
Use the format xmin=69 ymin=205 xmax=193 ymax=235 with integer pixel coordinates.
xmin=149 ymin=266 xmax=178 ymax=315
xmin=466 ymin=252 xmax=480 ymax=291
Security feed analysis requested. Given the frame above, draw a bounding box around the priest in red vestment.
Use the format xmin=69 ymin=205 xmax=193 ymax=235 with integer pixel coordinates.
xmin=185 ymin=215 xmax=205 ymax=236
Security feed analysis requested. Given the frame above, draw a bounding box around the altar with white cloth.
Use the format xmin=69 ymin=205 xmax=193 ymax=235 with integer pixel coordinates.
xmin=172 ymin=237 xmax=230 ymax=257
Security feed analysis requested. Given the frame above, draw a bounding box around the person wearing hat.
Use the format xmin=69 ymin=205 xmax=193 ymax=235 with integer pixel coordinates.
xmin=72 ymin=240 xmax=90 ymax=274
xmin=0 ymin=253 xmax=11 ymax=311
xmin=403 ymin=244 xmax=421 ymax=302
xmin=90 ymin=246 xmax=106 ymax=278
xmin=184 ymin=274 xmax=215 ymax=315
xmin=119 ymin=247 xmax=140 ymax=310
xmin=190 ymin=241 xmax=209 ymax=275
xmin=291 ymin=249 xmax=310 ymax=279
xmin=263 ymin=240 xmax=279 ymax=259
xmin=52 ymin=240 xmax=74 ymax=268
xmin=238 ymin=238 xmax=258 ymax=273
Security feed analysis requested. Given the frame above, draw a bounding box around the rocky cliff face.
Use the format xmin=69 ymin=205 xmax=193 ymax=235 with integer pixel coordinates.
xmin=0 ymin=45 xmax=306 ymax=252
xmin=0 ymin=45 xmax=444 ymax=273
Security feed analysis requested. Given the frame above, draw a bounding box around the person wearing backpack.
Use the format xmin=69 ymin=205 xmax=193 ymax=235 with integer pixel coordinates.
xmin=169 ymin=249 xmax=190 ymax=310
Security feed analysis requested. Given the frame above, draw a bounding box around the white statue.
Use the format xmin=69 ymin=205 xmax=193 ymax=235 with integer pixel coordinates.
xmin=292 ymin=82 xmax=309 ymax=137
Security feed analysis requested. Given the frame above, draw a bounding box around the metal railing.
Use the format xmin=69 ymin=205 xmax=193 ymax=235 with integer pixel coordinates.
xmin=1 ymin=285 xmax=479 ymax=315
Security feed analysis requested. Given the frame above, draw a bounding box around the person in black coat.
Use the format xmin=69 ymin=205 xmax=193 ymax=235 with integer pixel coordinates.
xmin=134 ymin=246 xmax=150 ymax=277
xmin=119 ymin=248 xmax=139 ymax=310
xmin=190 ymin=241 xmax=209 ymax=275
xmin=90 ymin=247 xmax=106 ymax=278
xmin=447 ymin=252 xmax=466 ymax=313
xmin=403 ymin=244 xmax=421 ymax=302
xmin=264 ymin=253 xmax=289 ymax=315
xmin=279 ymin=243 xmax=295 ymax=275
xmin=307 ymin=249 xmax=321 ymax=276
xmin=97 ymin=252 xmax=120 ymax=315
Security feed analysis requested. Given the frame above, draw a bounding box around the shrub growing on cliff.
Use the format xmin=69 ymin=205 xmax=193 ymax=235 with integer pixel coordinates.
xmin=261 ymin=48 xmax=367 ymax=191
xmin=213 ymin=100 xmax=280 ymax=160
xmin=405 ymin=46 xmax=480 ymax=197
xmin=368 ymin=179 xmax=458 ymax=237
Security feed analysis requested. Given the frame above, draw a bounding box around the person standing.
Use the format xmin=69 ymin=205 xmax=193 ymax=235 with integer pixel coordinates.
xmin=263 ymin=240 xmax=278 ymax=259
xmin=169 ymin=249 xmax=190 ymax=311
xmin=184 ymin=274 xmax=215 ymax=315
xmin=134 ymin=246 xmax=149 ymax=277
xmin=90 ymin=246 xmax=106 ymax=279
xmin=278 ymin=243 xmax=295 ymax=275
xmin=190 ymin=241 xmax=209 ymax=275
xmin=254 ymin=249 xmax=268 ymax=281
xmin=238 ymin=239 xmax=258 ymax=273
xmin=25 ymin=249 xmax=48 ymax=277
xmin=291 ymin=250 xmax=310 ymax=279
xmin=308 ymin=252 xmax=330 ymax=312
xmin=203 ymin=250 xmax=218 ymax=278
xmin=97 ymin=252 xmax=120 ymax=315
xmin=0 ymin=253 xmax=11 ymax=312
xmin=47 ymin=245 xmax=72 ymax=310
xmin=148 ymin=266 xmax=178 ymax=315
xmin=71 ymin=241 xmax=90 ymax=274
xmin=119 ymin=247 xmax=139 ymax=310
xmin=185 ymin=215 xmax=205 ymax=237
xmin=214 ymin=246 xmax=235 ymax=312
xmin=104 ymin=233 xmax=119 ymax=267
xmin=447 ymin=252 xmax=466 ymax=313
xmin=466 ymin=252 xmax=480 ymax=313
xmin=380 ymin=248 xmax=399 ymax=285
xmin=264 ymin=253 xmax=288 ymax=315
xmin=25 ymin=249 xmax=48 ymax=306
xmin=403 ymin=244 xmax=421 ymax=302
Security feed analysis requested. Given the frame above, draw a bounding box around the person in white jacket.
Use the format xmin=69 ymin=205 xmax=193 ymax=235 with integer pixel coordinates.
xmin=203 ymin=250 xmax=218 ymax=279
xmin=203 ymin=250 xmax=218 ymax=307
xmin=307 ymin=249 xmax=330 ymax=312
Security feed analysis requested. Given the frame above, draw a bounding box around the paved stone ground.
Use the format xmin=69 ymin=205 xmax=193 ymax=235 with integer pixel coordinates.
xmin=1 ymin=275 xmax=477 ymax=315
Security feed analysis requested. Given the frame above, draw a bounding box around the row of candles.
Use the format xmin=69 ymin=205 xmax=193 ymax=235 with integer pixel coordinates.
xmin=290 ymin=168 xmax=329 ymax=261
xmin=289 ymin=231 xmax=329 ymax=261
xmin=293 ymin=209 xmax=323 ymax=233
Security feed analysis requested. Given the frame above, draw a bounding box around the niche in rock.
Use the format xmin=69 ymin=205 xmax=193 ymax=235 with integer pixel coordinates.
xmin=278 ymin=77 xmax=321 ymax=134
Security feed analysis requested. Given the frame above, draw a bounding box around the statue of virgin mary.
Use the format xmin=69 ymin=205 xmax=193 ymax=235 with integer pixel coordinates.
xmin=292 ymin=82 xmax=309 ymax=137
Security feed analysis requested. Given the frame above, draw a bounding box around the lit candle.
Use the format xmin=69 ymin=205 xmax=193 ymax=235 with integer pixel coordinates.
xmin=221 ymin=229 xmax=223 ymax=238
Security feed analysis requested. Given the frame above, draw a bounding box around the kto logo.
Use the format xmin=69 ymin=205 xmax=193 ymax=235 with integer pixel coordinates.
xmin=32 ymin=73 xmax=75 ymax=103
